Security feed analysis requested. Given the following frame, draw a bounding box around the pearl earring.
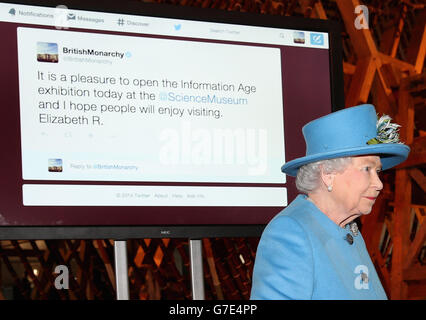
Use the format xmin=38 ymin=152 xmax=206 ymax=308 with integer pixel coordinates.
xmin=327 ymin=185 xmax=333 ymax=192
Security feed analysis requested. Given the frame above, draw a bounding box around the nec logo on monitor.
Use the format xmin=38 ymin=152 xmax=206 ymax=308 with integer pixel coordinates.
xmin=310 ymin=33 xmax=324 ymax=46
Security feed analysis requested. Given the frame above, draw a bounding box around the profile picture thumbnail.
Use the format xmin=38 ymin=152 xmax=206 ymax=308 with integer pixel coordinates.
xmin=293 ymin=31 xmax=305 ymax=44
xmin=48 ymin=158 xmax=63 ymax=172
xmin=37 ymin=42 xmax=59 ymax=63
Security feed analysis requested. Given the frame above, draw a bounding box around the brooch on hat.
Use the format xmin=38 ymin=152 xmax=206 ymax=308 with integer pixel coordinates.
xmin=367 ymin=114 xmax=402 ymax=145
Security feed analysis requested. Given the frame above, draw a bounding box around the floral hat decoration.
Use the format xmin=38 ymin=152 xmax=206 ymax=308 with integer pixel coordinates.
xmin=281 ymin=104 xmax=410 ymax=177
xmin=367 ymin=114 xmax=402 ymax=145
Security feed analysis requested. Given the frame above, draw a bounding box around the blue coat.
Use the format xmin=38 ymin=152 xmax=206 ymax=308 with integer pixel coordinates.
xmin=251 ymin=194 xmax=387 ymax=300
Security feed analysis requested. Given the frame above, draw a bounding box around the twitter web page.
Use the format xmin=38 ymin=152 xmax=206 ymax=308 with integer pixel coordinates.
xmin=9 ymin=4 xmax=327 ymax=208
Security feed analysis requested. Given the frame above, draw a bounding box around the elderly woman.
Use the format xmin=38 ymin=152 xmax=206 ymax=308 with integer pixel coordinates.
xmin=251 ymin=104 xmax=410 ymax=300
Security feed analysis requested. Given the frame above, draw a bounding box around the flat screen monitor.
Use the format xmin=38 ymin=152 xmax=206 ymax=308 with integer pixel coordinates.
xmin=0 ymin=0 xmax=344 ymax=239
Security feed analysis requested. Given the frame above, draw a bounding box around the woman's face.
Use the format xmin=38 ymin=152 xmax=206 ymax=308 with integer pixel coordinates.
xmin=332 ymin=155 xmax=383 ymax=216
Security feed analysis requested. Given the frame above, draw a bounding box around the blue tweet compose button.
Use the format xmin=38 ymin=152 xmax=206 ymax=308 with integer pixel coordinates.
xmin=310 ymin=33 xmax=324 ymax=46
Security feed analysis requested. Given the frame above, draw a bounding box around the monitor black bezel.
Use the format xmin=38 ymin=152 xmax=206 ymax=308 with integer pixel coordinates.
xmin=0 ymin=0 xmax=344 ymax=239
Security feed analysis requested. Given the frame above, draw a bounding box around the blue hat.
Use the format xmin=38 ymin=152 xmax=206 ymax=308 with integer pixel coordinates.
xmin=281 ymin=104 xmax=410 ymax=177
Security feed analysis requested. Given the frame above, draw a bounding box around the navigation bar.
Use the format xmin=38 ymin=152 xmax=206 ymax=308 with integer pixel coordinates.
xmin=1 ymin=2 xmax=329 ymax=49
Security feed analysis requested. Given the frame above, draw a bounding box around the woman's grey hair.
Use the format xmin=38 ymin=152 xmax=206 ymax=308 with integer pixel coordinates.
xmin=296 ymin=157 xmax=353 ymax=194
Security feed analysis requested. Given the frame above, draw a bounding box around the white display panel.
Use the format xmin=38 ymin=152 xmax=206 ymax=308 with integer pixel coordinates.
xmin=17 ymin=27 xmax=286 ymax=186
